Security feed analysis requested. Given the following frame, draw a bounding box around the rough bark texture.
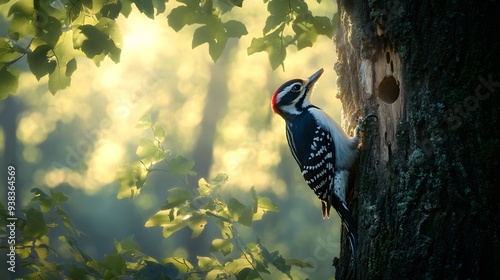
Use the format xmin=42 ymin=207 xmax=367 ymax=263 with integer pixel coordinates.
xmin=334 ymin=1 xmax=500 ymax=279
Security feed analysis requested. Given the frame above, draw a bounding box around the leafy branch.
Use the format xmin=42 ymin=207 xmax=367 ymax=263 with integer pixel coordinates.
xmin=0 ymin=113 xmax=314 ymax=279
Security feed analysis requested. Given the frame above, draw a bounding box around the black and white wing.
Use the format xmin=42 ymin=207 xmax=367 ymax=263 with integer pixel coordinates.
xmin=285 ymin=111 xmax=336 ymax=217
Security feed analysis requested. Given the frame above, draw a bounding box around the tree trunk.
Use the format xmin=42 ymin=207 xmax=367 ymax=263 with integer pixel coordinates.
xmin=186 ymin=42 xmax=234 ymax=263
xmin=191 ymin=51 xmax=230 ymax=181
xmin=334 ymin=1 xmax=500 ymax=279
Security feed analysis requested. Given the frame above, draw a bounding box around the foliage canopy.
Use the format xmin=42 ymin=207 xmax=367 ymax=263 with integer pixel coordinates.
xmin=0 ymin=0 xmax=335 ymax=98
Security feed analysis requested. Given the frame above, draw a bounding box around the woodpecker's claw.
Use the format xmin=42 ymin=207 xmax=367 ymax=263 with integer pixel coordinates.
xmin=356 ymin=114 xmax=378 ymax=132
xmin=348 ymin=110 xmax=362 ymax=133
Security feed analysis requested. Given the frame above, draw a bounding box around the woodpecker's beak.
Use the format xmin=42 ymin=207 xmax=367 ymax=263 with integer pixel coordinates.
xmin=306 ymin=68 xmax=324 ymax=88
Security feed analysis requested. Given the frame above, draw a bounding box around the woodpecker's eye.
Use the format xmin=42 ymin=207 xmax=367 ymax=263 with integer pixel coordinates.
xmin=292 ymin=84 xmax=301 ymax=91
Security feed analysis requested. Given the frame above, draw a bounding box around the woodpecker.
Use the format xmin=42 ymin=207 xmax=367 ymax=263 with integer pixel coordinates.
xmin=272 ymin=68 xmax=376 ymax=268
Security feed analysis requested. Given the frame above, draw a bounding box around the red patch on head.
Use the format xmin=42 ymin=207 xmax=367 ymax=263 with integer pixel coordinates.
xmin=271 ymin=89 xmax=279 ymax=114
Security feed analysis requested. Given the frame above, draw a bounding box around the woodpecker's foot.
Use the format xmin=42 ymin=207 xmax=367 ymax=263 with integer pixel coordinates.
xmin=356 ymin=114 xmax=378 ymax=132
xmin=348 ymin=110 xmax=362 ymax=134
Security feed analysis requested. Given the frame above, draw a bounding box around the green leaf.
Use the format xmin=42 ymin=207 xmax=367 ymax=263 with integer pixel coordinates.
xmin=236 ymin=268 xmax=262 ymax=280
xmin=191 ymin=17 xmax=228 ymax=61
xmin=0 ymin=38 xmax=19 ymax=64
xmin=207 ymin=269 xmax=226 ymax=279
xmin=163 ymin=187 xmax=192 ymax=209
xmin=229 ymin=0 xmax=243 ymax=7
xmin=312 ymin=15 xmax=334 ymax=37
xmin=136 ymin=138 xmax=166 ymax=164
xmin=145 ymin=210 xmax=173 ymax=226
xmin=102 ymin=254 xmax=126 ymax=276
xmin=152 ymin=0 xmax=167 ymax=15
xmin=68 ymin=264 xmax=91 ymax=279
xmin=216 ymin=219 xmax=233 ymax=239
xmin=197 ymin=178 xmax=212 ymax=195
xmin=74 ymin=26 xmax=106 ymax=58
xmin=223 ymin=20 xmax=248 ymax=38
xmin=263 ymin=14 xmax=285 ymax=35
xmin=100 ymin=0 xmax=123 ymax=19
xmin=60 ymin=235 xmax=100 ymax=273
xmin=224 ymin=258 xmax=252 ymax=274
xmin=212 ymin=0 xmax=238 ymax=14
xmin=27 ymin=45 xmax=56 ymax=80
xmin=292 ymin=14 xmax=317 ymax=50
xmin=250 ymin=186 xmax=259 ymax=212
xmin=131 ymin=0 xmax=155 ymax=18
xmin=289 ymin=0 xmax=308 ymax=13
xmin=8 ymin=0 xmax=35 ymax=40
xmin=145 ymin=207 xmax=201 ymax=238
xmin=95 ymin=17 xmax=122 ymax=62
xmin=0 ymin=67 xmax=19 ymax=99
xmin=272 ymin=255 xmax=292 ymax=279
xmin=191 ymin=17 xmax=245 ymax=61
xmin=239 ymin=206 xmax=254 ymax=226
xmin=198 ymin=256 xmax=221 ymax=270
xmin=161 ymin=221 xmax=188 ymax=238
xmin=257 ymin=196 xmax=279 ymax=212
xmin=228 ymin=198 xmax=246 ymax=216
xmin=264 ymin=0 xmax=290 ymax=34
xmin=227 ymin=198 xmax=253 ymax=226
xmin=115 ymin=162 xmax=148 ymax=199
xmin=135 ymin=261 xmax=179 ymax=280
xmin=23 ymin=207 xmax=48 ymax=239
xmin=292 ymin=14 xmax=334 ymax=50
xmin=167 ymin=5 xmax=202 ymax=32
xmin=192 ymin=24 xmax=213 ymax=49
xmin=30 ymin=187 xmax=54 ymax=212
xmin=248 ymin=25 xmax=287 ymax=70
xmin=114 ymin=236 xmax=141 ymax=254
xmin=285 ymin=258 xmax=314 ymax=268
xmin=90 ymin=0 xmax=108 ymax=13
xmin=208 ymin=36 xmax=227 ymax=62
xmin=186 ymin=213 xmax=207 ymax=238
xmin=169 ymin=155 xmax=196 ymax=176
xmin=36 ymin=16 xmax=62 ymax=47
xmin=49 ymin=31 xmax=80 ymax=94
xmin=153 ymin=122 xmax=166 ymax=142
xmin=257 ymin=238 xmax=278 ymax=264
xmin=50 ymin=190 xmax=69 ymax=203
xmin=210 ymin=238 xmax=233 ymax=256
xmin=74 ymin=18 xmax=122 ymax=64
xmin=120 ymin=0 xmax=133 ymax=17
xmin=136 ymin=114 xmax=152 ymax=129
xmin=66 ymin=58 xmax=77 ymax=77
xmin=212 ymin=173 xmax=229 ymax=187
xmin=8 ymin=0 xmax=32 ymax=16
xmin=34 ymin=243 xmax=49 ymax=261
xmin=163 ymin=257 xmax=194 ymax=274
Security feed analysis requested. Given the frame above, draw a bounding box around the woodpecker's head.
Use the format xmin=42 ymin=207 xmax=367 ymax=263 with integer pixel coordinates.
xmin=272 ymin=68 xmax=324 ymax=118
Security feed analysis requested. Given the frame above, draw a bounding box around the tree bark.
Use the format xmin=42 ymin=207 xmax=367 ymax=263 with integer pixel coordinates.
xmin=334 ymin=1 xmax=500 ymax=279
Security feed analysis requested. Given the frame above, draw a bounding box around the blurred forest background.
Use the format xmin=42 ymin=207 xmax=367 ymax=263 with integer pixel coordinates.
xmin=0 ymin=1 xmax=345 ymax=278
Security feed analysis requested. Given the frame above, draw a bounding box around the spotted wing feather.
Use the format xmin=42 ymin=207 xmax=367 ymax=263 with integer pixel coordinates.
xmin=285 ymin=112 xmax=334 ymax=205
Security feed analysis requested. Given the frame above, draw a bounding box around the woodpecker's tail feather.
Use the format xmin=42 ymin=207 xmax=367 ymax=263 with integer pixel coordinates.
xmin=344 ymin=217 xmax=358 ymax=270
xmin=331 ymin=198 xmax=358 ymax=269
